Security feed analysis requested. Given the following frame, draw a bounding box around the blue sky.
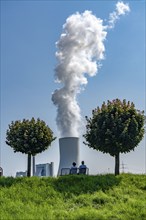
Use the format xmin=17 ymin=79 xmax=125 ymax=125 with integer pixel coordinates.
xmin=1 ymin=0 xmax=145 ymax=176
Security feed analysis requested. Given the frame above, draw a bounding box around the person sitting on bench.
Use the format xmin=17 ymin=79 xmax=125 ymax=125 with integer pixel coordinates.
xmin=79 ymin=161 xmax=87 ymax=174
xmin=70 ymin=162 xmax=77 ymax=174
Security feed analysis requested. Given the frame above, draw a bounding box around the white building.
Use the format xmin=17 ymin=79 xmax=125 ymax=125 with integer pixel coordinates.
xmin=58 ymin=137 xmax=80 ymax=176
xmin=15 ymin=162 xmax=54 ymax=177
xmin=16 ymin=171 xmax=27 ymax=177
xmin=35 ymin=162 xmax=54 ymax=177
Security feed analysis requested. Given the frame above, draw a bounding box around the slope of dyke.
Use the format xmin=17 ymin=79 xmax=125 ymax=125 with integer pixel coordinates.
xmin=0 ymin=174 xmax=146 ymax=220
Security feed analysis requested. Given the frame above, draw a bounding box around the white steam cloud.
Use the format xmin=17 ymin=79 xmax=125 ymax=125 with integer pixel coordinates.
xmin=52 ymin=1 xmax=130 ymax=137
xmin=108 ymin=1 xmax=130 ymax=28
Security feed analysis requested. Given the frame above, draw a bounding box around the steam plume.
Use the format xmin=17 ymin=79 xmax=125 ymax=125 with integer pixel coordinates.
xmin=52 ymin=1 xmax=130 ymax=137
xmin=108 ymin=1 xmax=130 ymax=28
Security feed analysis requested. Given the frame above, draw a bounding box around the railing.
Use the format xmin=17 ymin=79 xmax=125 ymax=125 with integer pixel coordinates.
xmin=61 ymin=167 xmax=89 ymax=176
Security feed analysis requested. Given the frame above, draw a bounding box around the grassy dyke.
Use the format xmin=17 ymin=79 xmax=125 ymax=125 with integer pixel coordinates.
xmin=0 ymin=174 xmax=146 ymax=220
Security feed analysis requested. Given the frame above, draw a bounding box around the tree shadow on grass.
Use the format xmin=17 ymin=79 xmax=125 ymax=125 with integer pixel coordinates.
xmin=52 ymin=174 xmax=122 ymax=195
xmin=0 ymin=174 xmax=121 ymax=196
xmin=0 ymin=176 xmax=45 ymax=187
xmin=0 ymin=176 xmax=23 ymax=187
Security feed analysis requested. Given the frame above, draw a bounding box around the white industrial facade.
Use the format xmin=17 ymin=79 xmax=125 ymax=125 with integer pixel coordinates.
xmin=58 ymin=137 xmax=80 ymax=175
xmin=35 ymin=162 xmax=54 ymax=177
xmin=16 ymin=171 xmax=27 ymax=177
xmin=16 ymin=162 xmax=54 ymax=177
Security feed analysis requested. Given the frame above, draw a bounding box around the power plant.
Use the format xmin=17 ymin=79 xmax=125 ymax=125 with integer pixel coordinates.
xmin=15 ymin=162 xmax=54 ymax=177
xmin=57 ymin=137 xmax=80 ymax=175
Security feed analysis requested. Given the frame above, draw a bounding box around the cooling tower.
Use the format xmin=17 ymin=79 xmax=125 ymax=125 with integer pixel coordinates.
xmin=58 ymin=137 xmax=80 ymax=175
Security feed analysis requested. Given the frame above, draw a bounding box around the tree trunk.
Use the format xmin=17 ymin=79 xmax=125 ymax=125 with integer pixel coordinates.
xmin=115 ymin=153 xmax=120 ymax=175
xmin=27 ymin=154 xmax=31 ymax=177
xmin=32 ymin=156 xmax=35 ymax=176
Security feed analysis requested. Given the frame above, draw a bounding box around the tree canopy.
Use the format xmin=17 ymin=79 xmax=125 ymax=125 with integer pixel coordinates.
xmin=6 ymin=117 xmax=56 ymax=176
xmin=83 ymin=99 xmax=145 ymax=175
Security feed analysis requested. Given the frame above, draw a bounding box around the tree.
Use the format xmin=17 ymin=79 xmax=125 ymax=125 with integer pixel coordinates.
xmin=83 ymin=99 xmax=145 ymax=175
xmin=6 ymin=118 xmax=56 ymax=177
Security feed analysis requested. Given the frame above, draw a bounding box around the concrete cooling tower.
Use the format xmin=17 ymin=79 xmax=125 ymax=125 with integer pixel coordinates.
xmin=58 ymin=137 xmax=80 ymax=175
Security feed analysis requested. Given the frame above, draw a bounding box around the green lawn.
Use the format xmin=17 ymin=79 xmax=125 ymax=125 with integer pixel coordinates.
xmin=0 ymin=174 xmax=146 ymax=220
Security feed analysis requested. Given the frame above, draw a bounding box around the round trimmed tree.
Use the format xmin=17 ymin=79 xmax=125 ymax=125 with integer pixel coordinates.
xmin=83 ymin=99 xmax=145 ymax=175
xmin=6 ymin=117 xmax=56 ymax=176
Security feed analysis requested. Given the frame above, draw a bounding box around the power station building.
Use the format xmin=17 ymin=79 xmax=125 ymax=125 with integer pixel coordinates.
xmin=35 ymin=162 xmax=54 ymax=177
xmin=15 ymin=162 xmax=54 ymax=177
xmin=58 ymin=137 xmax=80 ymax=175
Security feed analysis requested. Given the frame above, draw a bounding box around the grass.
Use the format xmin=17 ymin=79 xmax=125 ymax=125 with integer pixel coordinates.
xmin=0 ymin=174 xmax=146 ymax=220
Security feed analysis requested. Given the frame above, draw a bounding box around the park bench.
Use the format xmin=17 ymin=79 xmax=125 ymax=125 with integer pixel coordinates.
xmin=61 ymin=167 xmax=89 ymax=176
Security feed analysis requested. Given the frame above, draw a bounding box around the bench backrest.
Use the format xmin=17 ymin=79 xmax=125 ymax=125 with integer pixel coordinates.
xmin=60 ymin=167 xmax=89 ymax=175
xmin=79 ymin=168 xmax=86 ymax=174
xmin=70 ymin=168 xmax=77 ymax=174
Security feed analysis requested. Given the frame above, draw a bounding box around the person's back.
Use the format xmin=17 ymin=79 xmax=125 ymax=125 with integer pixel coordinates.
xmin=79 ymin=161 xmax=87 ymax=174
xmin=70 ymin=162 xmax=77 ymax=174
